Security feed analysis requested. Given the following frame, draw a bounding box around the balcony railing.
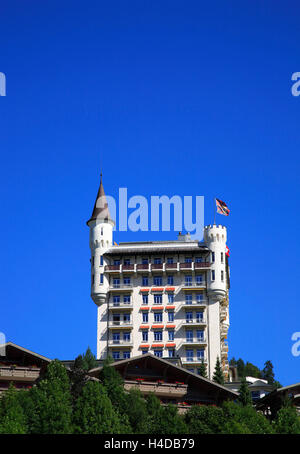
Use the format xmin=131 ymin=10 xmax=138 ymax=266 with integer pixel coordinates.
xmin=109 ymin=302 xmax=133 ymax=310
xmin=106 ymin=261 xmax=211 ymax=273
xmin=124 ymin=380 xmax=188 ymax=397
xmin=109 ymin=284 xmax=133 ymax=290
xmin=108 ymin=321 xmax=133 ymax=328
xmin=179 ymin=338 xmax=207 ymax=348
xmin=108 ymin=339 xmax=133 ymax=347
xmin=180 ymin=301 xmax=207 ymax=309
xmin=0 ymin=367 xmax=41 ymax=380
xmin=180 ymin=319 xmax=206 ymax=327
xmin=181 ymin=357 xmax=207 ymax=365
xmin=182 ymin=281 xmax=206 ymax=288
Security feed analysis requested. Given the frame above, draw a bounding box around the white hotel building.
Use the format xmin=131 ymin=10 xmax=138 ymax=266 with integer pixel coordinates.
xmin=87 ymin=177 xmax=230 ymax=380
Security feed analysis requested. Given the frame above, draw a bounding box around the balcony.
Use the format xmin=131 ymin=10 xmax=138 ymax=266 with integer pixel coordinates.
xmin=137 ymin=264 xmax=150 ymax=272
xmin=0 ymin=367 xmax=41 ymax=381
xmin=108 ymin=321 xmax=133 ymax=329
xmin=181 ymin=358 xmax=207 ymax=365
xmin=181 ymin=319 xmax=206 ymax=327
xmin=194 ymin=262 xmax=211 ymax=269
xmin=182 ymin=280 xmax=206 ymax=289
xmin=165 ymin=262 xmax=178 ymax=271
xmin=109 ymin=284 xmax=133 ymax=292
xmin=108 ymin=339 xmax=133 ymax=348
xmin=179 ymin=262 xmax=193 ymax=270
xmin=109 ymin=302 xmax=133 ymax=311
xmin=105 ymin=265 xmax=121 ymax=273
xmin=124 ymin=380 xmax=188 ymax=397
xmin=180 ymin=301 xmax=207 ymax=310
xmin=179 ymin=338 xmax=207 ymax=347
xmin=151 ymin=263 xmax=163 ymax=271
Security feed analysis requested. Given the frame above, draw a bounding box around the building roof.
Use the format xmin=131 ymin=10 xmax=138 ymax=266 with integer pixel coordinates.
xmin=255 ymin=382 xmax=300 ymax=410
xmin=0 ymin=342 xmax=51 ymax=364
xmin=89 ymin=353 xmax=238 ymax=400
xmin=104 ymin=244 xmax=209 ymax=256
xmin=87 ymin=173 xmax=114 ymax=225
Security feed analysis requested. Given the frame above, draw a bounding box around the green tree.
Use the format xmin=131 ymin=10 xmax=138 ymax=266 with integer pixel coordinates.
xmin=198 ymin=360 xmax=208 ymax=378
xmin=157 ymin=404 xmax=187 ymax=434
xmin=28 ymin=359 xmax=73 ymax=434
xmin=274 ymin=400 xmax=300 ymax=434
xmin=236 ymin=358 xmax=245 ymax=378
xmin=99 ymin=357 xmax=128 ymax=416
xmin=0 ymin=384 xmax=27 ymax=434
xmin=222 ymin=401 xmax=274 ymax=434
xmin=238 ymin=377 xmax=252 ymax=407
xmin=244 ymin=362 xmax=261 ymax=378
xmin=82 ymin=346 xmax=97 ymax=371
xmin=213 ymin=357 xmax=224 ymax=385
xmin=185 ymin=405 xmax=226 ymax=434
xmin=125 ymin=388 xmax=150 ymax=433
xmin=73 ymin=380 xmax=125 ymax=433
xmin=261 ymin=360 xmax=275 ymax=385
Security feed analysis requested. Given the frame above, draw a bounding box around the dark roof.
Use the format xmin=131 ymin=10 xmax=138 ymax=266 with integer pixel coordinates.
xmin=87 ymin=174 xmax=114 ymax=225
xmin=104 ymin=245 xmax=209 ymax=256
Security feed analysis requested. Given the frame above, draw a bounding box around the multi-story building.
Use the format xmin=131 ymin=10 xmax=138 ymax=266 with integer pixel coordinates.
xmin=87 ymin=176 xmax=230 ymax=380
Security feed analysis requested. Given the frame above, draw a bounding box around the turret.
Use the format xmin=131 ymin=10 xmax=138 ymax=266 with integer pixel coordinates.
xmin=87 ymin=174 xmax=114 ymax=306
xmin=204 ymin=224 xmax=227 ymax=301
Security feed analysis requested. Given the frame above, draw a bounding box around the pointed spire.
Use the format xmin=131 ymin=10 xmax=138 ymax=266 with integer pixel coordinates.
xmin=87 ymin=172 xmax=114 ymax=225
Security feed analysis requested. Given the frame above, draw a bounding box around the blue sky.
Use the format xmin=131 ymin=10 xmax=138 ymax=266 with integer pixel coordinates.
xmin=0 ymin=1 xmax=299 ymax=385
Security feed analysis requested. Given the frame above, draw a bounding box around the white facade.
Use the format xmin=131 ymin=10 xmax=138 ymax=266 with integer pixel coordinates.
xmin=87 ymin=181 xmax=230 ymax=379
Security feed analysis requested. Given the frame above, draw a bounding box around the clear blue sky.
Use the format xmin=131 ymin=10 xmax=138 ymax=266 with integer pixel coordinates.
xmin=1 ymin=1 xmax=299 ymax=385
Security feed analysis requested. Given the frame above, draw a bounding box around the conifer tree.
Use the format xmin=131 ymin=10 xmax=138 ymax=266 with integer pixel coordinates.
xmin=238 ymin=377 xmax=252 ymax=406
xmin=198 ymin=360 xmax=208 ymax=378
xmin=213 ymin=356 xmax=224 ymax=385
xmin=0 ymin=384 xmax=27 ymax=434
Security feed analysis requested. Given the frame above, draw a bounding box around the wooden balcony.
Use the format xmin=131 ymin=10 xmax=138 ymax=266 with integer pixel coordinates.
xmin=124 ymin=380 xmax=188 ymax=398
xmin=0 ymin=366 xmax=40 ymax=381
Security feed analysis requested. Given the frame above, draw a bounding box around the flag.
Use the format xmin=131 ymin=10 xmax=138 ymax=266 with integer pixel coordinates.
xmin=216 ymin=198 xmax=230 ymax=216
xmin=225 ymin=246 xmax=230 ymax=257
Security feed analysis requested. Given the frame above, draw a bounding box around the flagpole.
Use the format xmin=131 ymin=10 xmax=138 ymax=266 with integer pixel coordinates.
xmin=213 ymin=198 xmax=216 ymax=225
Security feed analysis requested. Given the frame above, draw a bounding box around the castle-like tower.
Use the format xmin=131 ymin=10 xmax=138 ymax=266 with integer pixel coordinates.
xmin=87 ymin=178 xmax=230 ymax=379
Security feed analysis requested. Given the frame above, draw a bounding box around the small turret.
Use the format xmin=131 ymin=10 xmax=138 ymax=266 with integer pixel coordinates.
xmin=87 ymin=173 xmax=114 ymax=306
xmin=204 ymin=224 xmax=227 ymax=301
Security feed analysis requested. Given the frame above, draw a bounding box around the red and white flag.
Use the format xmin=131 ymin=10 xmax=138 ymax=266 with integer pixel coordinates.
xmin=225 ymin=246 xmax=230 ymax=257
xmin=216 ymin=198 xmax=230 ymax=216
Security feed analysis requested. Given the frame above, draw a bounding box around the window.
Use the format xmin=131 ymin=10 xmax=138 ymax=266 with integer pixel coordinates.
xmin=112 ymin=314 xmax=121 ymax=324
xmin=154 ymin=294 xmax=162 ymax=304
xmin=142 ymin=312 xmax=148 ymax=323
xmin=142 ymin=349 xmax=148 ymax=355
xmin=211 ymin=252 xmax=215 ymax=263
xmin=186 ymin=330 xmax=193 ymax=341
xmin=154 ymin=331 xmax=163 ymax=341
xmin=142 ymin=276 xmax=148 ymax=286
xmin=123 ymin=276 xmax=131 ymax=285
xmin=112 ymin=351 xmax=120 ymax=360
xmin=101 ymin=227 xmax=103 ymax=236
xmin=167 ymin=257 xmax=173 ymax=264
xmin=154 ymin=312 xmax=163 ymax=323
xmin=211 ymin=270 xmax=215 ymax=281
xmin=185 ymin=257 xmax=192 ymax=263
xmin=196 ymin=330 xmax=204 ymax=341
xmin=154 ymin=258 xmax=162 ymax=264
xmin=142 ymin=294 xmax=148 ymax=305
xmin=113 ymin=332 xmax=120 ymax=342
xmin=113 ymin=278 xmax=120 ymax=288
xmin=153 ymin=276 xmax=162 ymax=286
xmin=168 ymin=330 xmax=174 ymax=341
xmin=185 ymin=275 xmax=192 ymax=286
xmin=92 ymin=256 xmax=94 ymax=266
xmin=195 ymin=274 xmax=203 ymax=284
xmin=185 ymin=294 xmax=192 ymax=305
xmin=196 ymin=293 xmax=203 ymax=302
xmin=123 ymin=313 xmax=131 ymax=323
xmin=114 ymin=259 xmax=121 ymax=265
xmin=221 ymin=270 xmax=224 ymax=282
xmin=92 ymin=274 xmax=94 ymax=285
xmin=124 ymin=259 xmax=131 ymax=265
xmin=221 ymin=252 xmax=224 ymax=263
xmin=123 ymin=332 xmax=130 ymax=342
xmin=196 ymin=312 xmax=203 ymax=322
xmin=100 ymin=274 xmax=104 ymax=284
xmin=186 ymin=349 xmax=194 ymax=361
xmin=123 ymin=295 xmax=131 ymax=304
xmin=197 ymin=349 xmax=204 ymax=360
xmin=195 ymin=257 xmax=203 ymax=263
xmin=168 ymin=311 xmax=174 ymax=322
xmin=100 ymin=255 xmax=103 ymax=266
xmin=123 ymin=351 xmax=130 ymax=359
xmin=168 ymin=293 xmax=174 ymax=304
xmin=113 ymin=295 xmax=120 ymax=306
xmin=186 ymin=311 xmax=193 ymax=323
xmin=167 ymin=275 xmax=174 ymax=285
xmin=154 ymin=350 xmax=163 ymax=358
xmin=142 ymin=258 xmax=148 ymax=264
xmin=142 ymin=331 xmax=148 ymax=342
xmin=168 ymin=349 xmax=175 ymax=358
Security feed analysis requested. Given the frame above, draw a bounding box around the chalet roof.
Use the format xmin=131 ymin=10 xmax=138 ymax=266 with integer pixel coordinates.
xmin=89 ymin=353 xmax=238 ymax=399
xmin=0 ymin=342 xmax=51 ymax=364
